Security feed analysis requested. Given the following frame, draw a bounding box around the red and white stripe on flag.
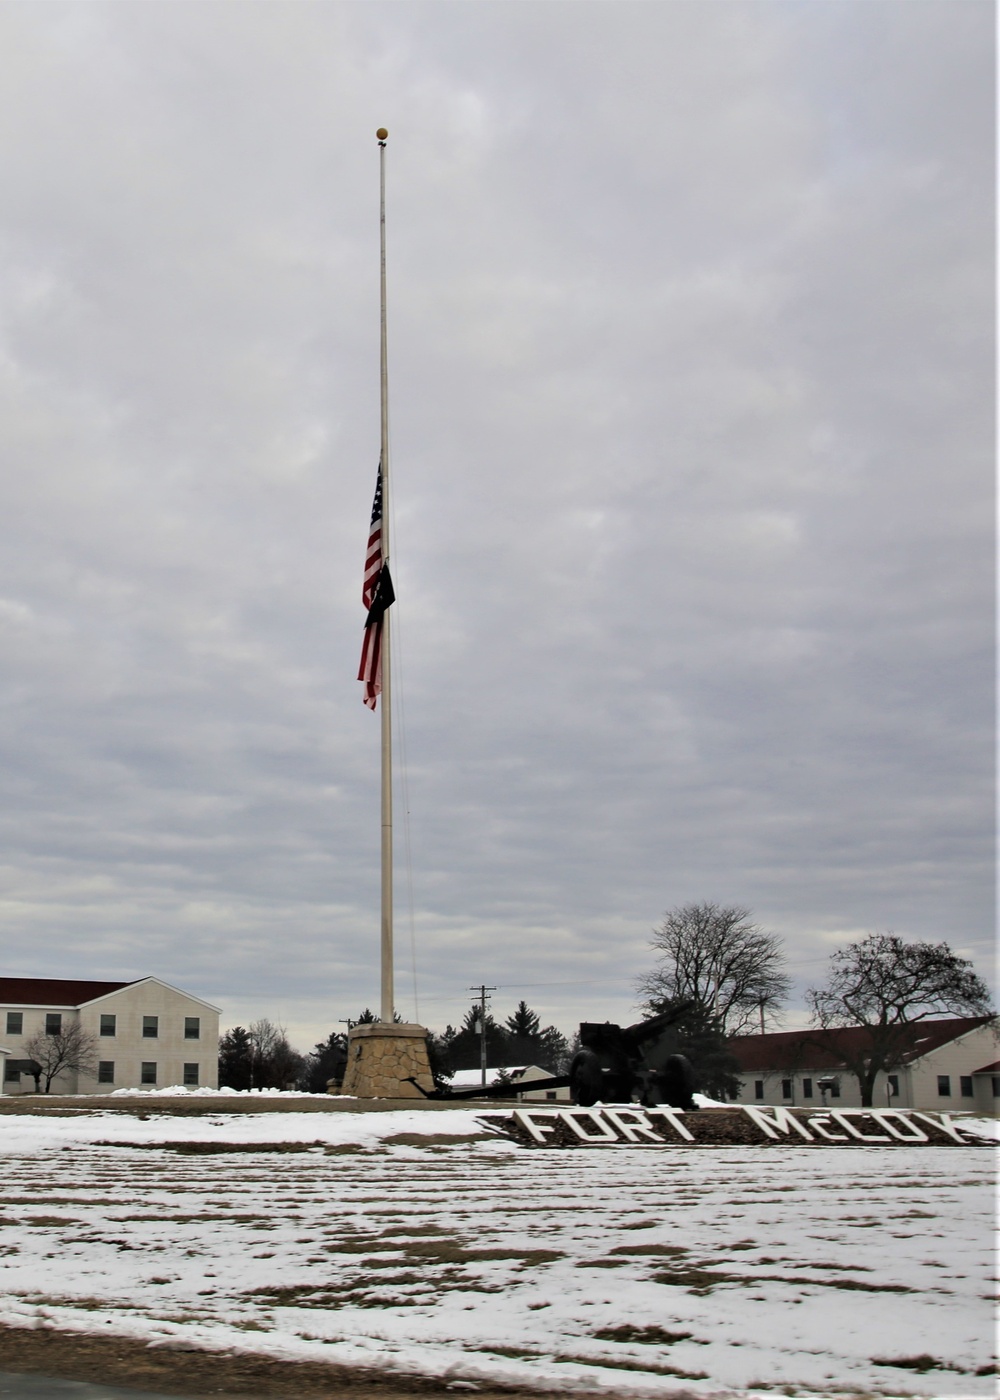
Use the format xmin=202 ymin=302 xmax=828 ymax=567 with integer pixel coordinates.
xmin=358 ymin=463 xmax=385 ymax=709
xmin=358 ymin=616 xmax=383 ymax=710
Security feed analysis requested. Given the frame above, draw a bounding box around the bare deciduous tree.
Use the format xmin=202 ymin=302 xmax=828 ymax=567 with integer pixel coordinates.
xmin=22 ymin=1022 xmax=98 ymax=1093
xmin=636 ymin=902 xmax=790 ymax=1036
xmin=218 ymin=1020 xmax=306 ymax=1090
xmin=807 ymin=932 xmax=995 ymax=1106
xmin=248 ymin=1018 xmax=304 ymax=1090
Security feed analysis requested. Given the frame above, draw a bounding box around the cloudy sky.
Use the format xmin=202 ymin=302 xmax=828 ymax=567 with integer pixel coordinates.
xmin=0 ymin=1 xmax=993 ymax=1049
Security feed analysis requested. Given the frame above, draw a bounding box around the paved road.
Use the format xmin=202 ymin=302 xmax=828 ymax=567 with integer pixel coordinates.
xmin=0 ymin=1374 xmax=197 ymax=1400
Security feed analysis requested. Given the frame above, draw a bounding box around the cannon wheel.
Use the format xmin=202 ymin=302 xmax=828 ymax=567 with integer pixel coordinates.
xmin=569 ymin=1049 xmax=603 ymax=1106
xmin=569 ymin=1050 xmax=633 ymax=1107
xmin=643 ymin=1053 xmax=697 ymax=1110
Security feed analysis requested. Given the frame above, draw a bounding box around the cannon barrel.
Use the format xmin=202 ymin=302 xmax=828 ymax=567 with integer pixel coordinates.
xmin=622 ymin=1000 xmax=696 ymax=1050
xmin=405 ymin=1074 xmax=572 ymax=1100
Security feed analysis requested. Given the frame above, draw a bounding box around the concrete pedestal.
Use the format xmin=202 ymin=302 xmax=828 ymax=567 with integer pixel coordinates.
xmin=340 ymin=1022 xmax=434 ymax=1099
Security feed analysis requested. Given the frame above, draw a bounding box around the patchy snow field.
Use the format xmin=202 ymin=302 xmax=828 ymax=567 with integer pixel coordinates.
xmin=0 ymin=1108 xmax=995 ymax=1398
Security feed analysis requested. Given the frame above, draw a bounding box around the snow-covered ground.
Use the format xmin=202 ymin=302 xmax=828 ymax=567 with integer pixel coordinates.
xmin=0 ymin=1107 xmax=995 ymax=1398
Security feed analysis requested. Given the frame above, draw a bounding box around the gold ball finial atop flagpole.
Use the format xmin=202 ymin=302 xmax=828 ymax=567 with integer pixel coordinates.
xmin=376 ymin=128 xmax=388 ymax=141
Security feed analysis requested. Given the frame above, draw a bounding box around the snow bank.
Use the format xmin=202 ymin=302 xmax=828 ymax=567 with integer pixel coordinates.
xmin=110 ymin=1085 xmax=336 ymax=1098
xmin=952 ymin=1114 xmax=1000 ymax=1140
xmin=0 ymin=1106 xmax=489 ymax=1157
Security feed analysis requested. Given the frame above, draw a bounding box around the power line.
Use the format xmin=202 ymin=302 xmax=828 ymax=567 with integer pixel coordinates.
xmin=491 ymin=978 xmax=636 ymax=990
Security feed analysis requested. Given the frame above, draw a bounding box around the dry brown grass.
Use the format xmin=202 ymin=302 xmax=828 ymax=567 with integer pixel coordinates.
xmin=97 ymin=1140 xmax=324 ymax=1154
xmin=872 ymin=1354 xmax=967 ymax=1374
xmin=592 ymin=1324 xmax=696 ymax=1345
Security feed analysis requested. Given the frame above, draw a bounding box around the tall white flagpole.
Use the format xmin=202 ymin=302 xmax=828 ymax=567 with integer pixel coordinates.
xmin=345 ymin=130 xmax=431 ymax=1099
xmin=377 ymin=127 xmax=394 ymax=1026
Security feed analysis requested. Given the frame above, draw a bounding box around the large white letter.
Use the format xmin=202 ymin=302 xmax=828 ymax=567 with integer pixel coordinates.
xmin=805 ymin=1114 xmax=849 ymax=1142
xmin=743 ymin=1106 xmax=814 ymax=1141
xmin=512 ymin=1109 xmax=560 ymax=1144
xmin=868 ymin=1111 xmax=928 ymax=1143
xmin=601 ymin=1108 xmax=664 ymax=1144
xmin=645 ymin=1108 xmax=695 ymax=1142
xmin=912 ymin=1112 xmax=970 ymax=1143
xmin=829 ymin=1111 xmax=891 ymax=1143
xmin=558 ymin=1109 xmax=619 ymax=1142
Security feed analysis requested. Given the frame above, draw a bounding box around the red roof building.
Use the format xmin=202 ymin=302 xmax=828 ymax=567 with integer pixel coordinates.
xmin=727 ymin=1016 xmax=997 ymax=1112
xmin=0 ymin=976 xmax=220 ymax=1096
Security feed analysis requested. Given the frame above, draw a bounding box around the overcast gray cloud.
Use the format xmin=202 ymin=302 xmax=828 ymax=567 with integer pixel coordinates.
xmin=0 ymin=1 xmax=993 ymax=1047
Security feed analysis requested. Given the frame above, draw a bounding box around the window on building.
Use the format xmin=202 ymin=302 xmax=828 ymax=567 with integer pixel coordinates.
xmin=545 ymin=1091 xmax=556 ymax=1101
xmin=960 ymin=1076 xmax=973 ymax=1097
xmin=4 ymin=1063 xmax=20 ymax=1083
xmin=781 ymin=1079 xmax=792 ymax=1099
xmin=6 ymin=1012 xmax=22 ymax=1035
xmin=802 ymin=1078 xmax=813 ymax=1098
xmin=98 ymin=1062 xmax=115 ymax=1084
xmin=142 ymin=1016 xmax=158 ymax=1039
xmin=141 ymin=1062 xmax=157 ymax=1085
xmin=829 ymin=1081 xmax=840 ymax=1098
xmin=937 ymin=1075 xmax=951 ymax=1097
xmin=183 ymin=1063 xmax=199 ymax=1087
xmin=45 ymin=1013 xmax=62 ymax=1036
xmin=100 ymin=1014 xmax=116 ymax=1036
xmin=887 ymin=1075 xmax=899 ymax=1097
xmin=184 ymin=1017 xmax=200 ymax=1040
xmin=992 ymin=1076 xmax=1000 ymax=1097
xmin=754 ymin=1080 xmax=764 ymax=1100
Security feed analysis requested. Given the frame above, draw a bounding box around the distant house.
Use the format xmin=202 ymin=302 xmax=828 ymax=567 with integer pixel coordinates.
xmin=0 ymin=977 xmax=221 ymax=1095
xmin=447 ymin=1065 xmax=571 ymax=1103
xmin=728 ymin=1017 xmax=998 ymax=1113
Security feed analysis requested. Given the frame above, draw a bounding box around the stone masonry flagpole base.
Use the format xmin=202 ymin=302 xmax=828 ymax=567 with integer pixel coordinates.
xmin=340 ymin=1022 xmax=434 ymax=1099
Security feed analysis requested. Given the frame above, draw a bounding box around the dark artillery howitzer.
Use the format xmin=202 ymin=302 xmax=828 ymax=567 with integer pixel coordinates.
xmin=569 ymin=1004 xmax=698 ymax=1110
xmin=410 ymin=1003 xmax=697 ymax=1108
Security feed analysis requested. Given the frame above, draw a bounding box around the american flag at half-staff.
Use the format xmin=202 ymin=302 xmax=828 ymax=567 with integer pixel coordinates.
xmin=358 ymin=460 xmax=394 ymax=709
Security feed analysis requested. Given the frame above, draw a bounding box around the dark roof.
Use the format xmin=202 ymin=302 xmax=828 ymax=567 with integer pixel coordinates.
xmin=973 ymin=1060 xmax=1000 ymax=1075
xmin=729 ymin=1017 xmax=994 ymax=1073
xmin=0 ymin=977 xmax=135 ymax=1008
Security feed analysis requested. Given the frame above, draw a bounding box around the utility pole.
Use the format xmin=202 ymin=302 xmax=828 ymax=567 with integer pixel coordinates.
xmin=469 ymin=985 xmax=497 ymax=1088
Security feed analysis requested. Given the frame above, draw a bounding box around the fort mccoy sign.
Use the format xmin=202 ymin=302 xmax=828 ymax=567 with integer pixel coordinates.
xmin=481 ymin=1105 xmax=990 ymax=1149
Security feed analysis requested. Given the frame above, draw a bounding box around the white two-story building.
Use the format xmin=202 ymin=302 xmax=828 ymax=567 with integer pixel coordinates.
xmin=0 ymin=976 xmax=220 ymax=1094
xmin=728 ymin=1016 xmax=998 ymax=1113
